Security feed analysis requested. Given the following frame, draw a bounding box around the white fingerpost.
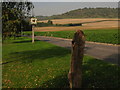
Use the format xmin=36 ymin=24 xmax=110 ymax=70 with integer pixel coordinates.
xmin=32 ymin=25 xmax=35 ymax=43
xmin=31 ymin=18 xmax=37 ymax=25
xmin=30 ymin=18 xmax=37 ymax=43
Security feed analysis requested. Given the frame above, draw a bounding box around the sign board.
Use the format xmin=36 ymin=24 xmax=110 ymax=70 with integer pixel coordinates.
xmin=30 ymin=18 xmax=37 ymax=25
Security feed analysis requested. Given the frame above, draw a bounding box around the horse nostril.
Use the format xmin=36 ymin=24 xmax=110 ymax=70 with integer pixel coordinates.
xmin=72 ymin=41 xmax=74 ymax=44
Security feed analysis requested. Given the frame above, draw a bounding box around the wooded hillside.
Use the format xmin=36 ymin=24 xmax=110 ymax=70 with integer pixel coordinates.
xmin=37 ymin=8 xmax=118 ymax=20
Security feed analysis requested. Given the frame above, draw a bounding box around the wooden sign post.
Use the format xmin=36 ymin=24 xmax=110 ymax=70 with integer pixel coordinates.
xmin=68 ymin=30 xmax=85 ymax=88
xmin=32 ymin=25 xmax=35 ymax=43
xmin=30 ymin=17 xmax=37 ymax=43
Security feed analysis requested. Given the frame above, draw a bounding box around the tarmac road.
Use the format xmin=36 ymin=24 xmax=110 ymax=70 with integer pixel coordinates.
xmin=35 ymin=36 xmax=119 ymax=65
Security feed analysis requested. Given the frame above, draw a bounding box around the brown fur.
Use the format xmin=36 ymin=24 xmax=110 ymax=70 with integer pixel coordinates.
xmin=68 ymin=30 xmax=85 ymax=88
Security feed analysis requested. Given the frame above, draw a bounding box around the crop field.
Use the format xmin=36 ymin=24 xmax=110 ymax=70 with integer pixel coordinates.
xmin=34 ymin=26 xmax=117 ymax=32
xmin=2 ymin=37 xmax=120 ymax=88
xmin=35 ymin=18 xmax=119 ymax=32
xmin=23 ymin=29 xmax=119 ymax=44
xmin=38 ymin=18 xmax=118 ymax=24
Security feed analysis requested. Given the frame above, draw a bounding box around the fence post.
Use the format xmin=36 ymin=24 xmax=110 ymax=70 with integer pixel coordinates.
xmin=68 ymin=30 xmax=85 ymax=88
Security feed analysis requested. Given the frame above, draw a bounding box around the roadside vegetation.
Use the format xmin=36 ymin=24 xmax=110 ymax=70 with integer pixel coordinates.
xmin=2 ymin=2 xmax=34 ymax=40
xmin=23 ymin=29 xmax=119 ymax=44
xmin=2 ymin=37 xmax=120 ymax=88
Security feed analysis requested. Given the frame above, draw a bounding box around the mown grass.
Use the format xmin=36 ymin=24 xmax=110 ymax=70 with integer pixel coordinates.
xmin=2 ymin=37 xmax=120 ymax=88
xmin=23 ymin=29 xmax=119 ymax=44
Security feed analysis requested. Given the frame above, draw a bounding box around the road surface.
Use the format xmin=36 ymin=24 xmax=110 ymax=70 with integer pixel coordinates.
xmin=35 ymin=36 xmax=119 ymax=65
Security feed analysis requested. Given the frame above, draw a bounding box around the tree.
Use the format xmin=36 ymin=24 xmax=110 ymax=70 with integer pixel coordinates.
xmin=2 ymin=1 xmax=34 ymax=40
xmin=47 ymin=20 xmax=53 ymax=25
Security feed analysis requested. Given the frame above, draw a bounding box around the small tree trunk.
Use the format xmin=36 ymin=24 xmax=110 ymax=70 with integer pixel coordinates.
xmin=68 ymin=30 xmax=85 ymax=88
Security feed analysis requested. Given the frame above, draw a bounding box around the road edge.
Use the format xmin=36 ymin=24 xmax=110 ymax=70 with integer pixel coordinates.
xmin=38 ymin=36 xmax=120 ymax=47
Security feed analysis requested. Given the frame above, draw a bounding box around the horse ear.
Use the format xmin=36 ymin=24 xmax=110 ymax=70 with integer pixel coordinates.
xmin=77 ymin=30 xmax=85 ymax=36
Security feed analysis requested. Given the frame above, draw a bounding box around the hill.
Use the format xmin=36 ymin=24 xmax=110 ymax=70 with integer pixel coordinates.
xmin=37 ymin=8 xmax=118 ymax=20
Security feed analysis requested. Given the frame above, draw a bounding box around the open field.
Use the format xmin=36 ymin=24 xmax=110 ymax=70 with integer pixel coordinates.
xmin=34 ymin=26 xmax=117 ymax=32
xmin=38 ymin=18 xmax=119 ymax=24
xmin=2 ymin=37 xmax=120 ymax=88
xmin=83 ymin=21 xmax=118 ymax=28
xmin=23 ymin=29 xmax=119 ymax=44
xmin=36 ymin=18 xmax=119 ymax=31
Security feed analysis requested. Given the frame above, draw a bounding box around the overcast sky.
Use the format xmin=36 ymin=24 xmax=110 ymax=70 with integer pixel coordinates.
xmin=30 ymin=0 xmax=119 ymax=2
xmin=32 ymin=2 xmax=118 ymax=16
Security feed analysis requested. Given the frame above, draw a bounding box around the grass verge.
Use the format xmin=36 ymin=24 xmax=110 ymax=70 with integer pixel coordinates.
xmin=2 ymin=37 xmax=120 ymax=88
xmin=23 ymin=29 xmax=119 ymax=44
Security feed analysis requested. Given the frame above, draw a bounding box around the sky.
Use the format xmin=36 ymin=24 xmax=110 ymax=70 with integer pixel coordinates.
xmin=32 ymin=2 xmax=118 ymax=16
xmin=30 ymin=0 xmax=119 ymax=2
